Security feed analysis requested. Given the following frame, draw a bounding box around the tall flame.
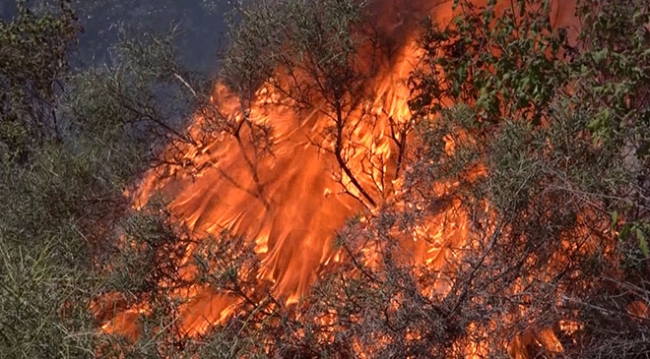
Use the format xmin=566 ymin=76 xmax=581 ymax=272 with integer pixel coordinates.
xmin=96 ymin=0 xmax=587 ymax=356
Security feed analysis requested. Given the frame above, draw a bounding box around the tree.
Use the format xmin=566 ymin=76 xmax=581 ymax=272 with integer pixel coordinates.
xmin=215 ymin=0 xmax=422 ymax=209
xmin=0 ymin=0 xmax=78 ymax=163
xmin=3 ymin=0 xmax=650 ymax=357
xmin=405 ymin=0 xmax=650 ymax=356
xmin=0 ymin=1 xmax=207 ymax=357
xmin=175 ymin=0 xmax=650 ymax=357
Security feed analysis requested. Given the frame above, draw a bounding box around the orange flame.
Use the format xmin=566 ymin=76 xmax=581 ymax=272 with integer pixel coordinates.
xmin=95 ymin=0 xmax=605 ymax=357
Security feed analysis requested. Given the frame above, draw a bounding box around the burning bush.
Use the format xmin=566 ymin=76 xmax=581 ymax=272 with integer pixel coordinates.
xmin=2 ymin=0 xmax=650 ymax=358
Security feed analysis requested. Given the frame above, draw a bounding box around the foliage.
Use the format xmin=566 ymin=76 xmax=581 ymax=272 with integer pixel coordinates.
xmin=0 ymin=1 xmax=203 ymax=357
xmin=115 ymin=0 xmax=648 ymax=357
xmin=0 ymin=142 xmax=110 ymax=358
xmin=154 ymin=0 xmax=650 ymax=357
xmin=0 ymin=0 xmax=79 ymax=163
xmin=2 ymin=0 xmax=650 ymax=358
xmin=406 ymin=0 xmax=650 ymax=357
xmin=218 ymin=0 xmax=406 ymax=208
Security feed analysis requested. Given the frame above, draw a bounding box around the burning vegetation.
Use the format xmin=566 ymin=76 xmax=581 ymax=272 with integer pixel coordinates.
xmin=2 ymin=0 xmax=650 ymax=358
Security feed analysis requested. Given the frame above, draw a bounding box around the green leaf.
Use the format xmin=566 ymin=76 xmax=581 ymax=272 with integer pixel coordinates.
xmin=592 ymin=48 xmax=609 ymax=63
xmin=611 ymin=210 xmax=618 ymax=230
xmin=637 ymin=227 xmax=649 ymax=257
xmin=619 ymin=224 xmax=631 ymax=242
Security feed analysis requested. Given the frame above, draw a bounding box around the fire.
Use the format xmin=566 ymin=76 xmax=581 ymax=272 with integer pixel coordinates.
xmin=93 ymin=0 xmax=631 ymax=357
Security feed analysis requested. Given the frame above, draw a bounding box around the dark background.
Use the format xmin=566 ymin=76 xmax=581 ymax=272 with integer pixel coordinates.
xmin=0 ymin=0 xmax=233 ymax=74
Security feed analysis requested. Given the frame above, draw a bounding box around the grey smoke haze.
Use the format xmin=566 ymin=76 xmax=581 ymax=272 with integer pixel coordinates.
xmin=75 ymin=0 xmax=234 ymax=73
xmin=0 ymin=0 xmax=233 ymax=74
xmin=0 ymin=0 xmax=453 ymax=74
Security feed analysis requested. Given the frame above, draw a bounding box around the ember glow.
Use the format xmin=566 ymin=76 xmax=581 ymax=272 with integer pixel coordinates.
xmin=94 ymin=0 xmax=600 ymax=356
